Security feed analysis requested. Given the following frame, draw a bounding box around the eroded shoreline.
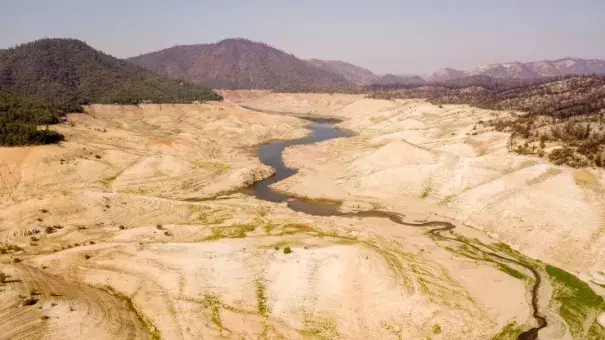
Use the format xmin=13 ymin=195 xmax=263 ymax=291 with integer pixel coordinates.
xmin=247 ymin=114 xmax=547 ymax=340
xmin=4 ymin=99 xmax=605 ymax=339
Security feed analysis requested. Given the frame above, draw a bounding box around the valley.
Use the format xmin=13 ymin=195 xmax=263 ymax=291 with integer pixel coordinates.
xmin=1 ymin=94 xmax=605 ymax=339
xmin=3 ymin=2 xmax=605 ymax=339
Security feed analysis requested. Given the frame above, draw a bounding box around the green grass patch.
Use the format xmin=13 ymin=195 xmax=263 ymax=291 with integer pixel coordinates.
xmin=195 ymin=162 xmax=230 ymax=175
xmin=255 ymin=280 xmax=269 ymax=317
xmin=420 ymin=185 xmax=432 ymax=199
xmin=268 ymin=240 xmax=304 ymax=250
xmin=187 ymin=205 xmax=232 ymax=225
xmin=297 ymin=196 xmax=343 ymax=207
xmin=202 ymin=294 xmax=223 ymax=331
xmin=497 ymin=263 xmax=527 ymax=280
xmin=278 ymin=223 xmax=316 ymax=235
xmin=380 ymin=321 xmax=403 ymax=339
xmin=439 ymin=195 xmax=455 ymax=204
xmin=490 ymin=242 xmax=515 ymax=254
xmin=100 ymin=174 xmax=118 ymax=186
xmin=301 ymin=312 xmax=340 ymax=339
xmin=546 ymin=264 xmax=605 ymax=339
xmin=313 ymin=230 xmax=357 ymax=242
xmin=203 ymin=224 xmax=256 ymax=240
xmin=264 ymin=223 xmax=276 ymax=233
xmin=490 ymin=322 xmax=524 ymax=340
xmin=100 ymin=286 xmax=161 ymax=340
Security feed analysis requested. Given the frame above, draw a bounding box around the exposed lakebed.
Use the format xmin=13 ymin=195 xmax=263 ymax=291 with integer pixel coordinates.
xmin=247 ymin=121 xmax=354 ymax=215
xmin=246 ymin=116 xmax=548 ymax=340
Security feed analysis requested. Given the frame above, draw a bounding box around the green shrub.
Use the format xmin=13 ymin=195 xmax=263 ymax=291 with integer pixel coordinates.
xmin=0 ymin=91 xmax=65 ymax=146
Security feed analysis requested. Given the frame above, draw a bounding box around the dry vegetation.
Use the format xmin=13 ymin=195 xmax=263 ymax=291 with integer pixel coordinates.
xmin=370 ymin=76 xmax=605 ymax=167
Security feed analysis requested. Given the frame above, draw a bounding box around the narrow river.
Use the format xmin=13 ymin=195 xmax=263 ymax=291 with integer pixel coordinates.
xmin=246 ymin=118 xmax=547 ymax=340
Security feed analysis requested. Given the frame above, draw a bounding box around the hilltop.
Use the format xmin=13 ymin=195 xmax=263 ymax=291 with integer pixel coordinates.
xmin=306 ymin=59 xmax=376 ymax=84
xmin=128 ymin=38 xmax=349 ymax=89
xmin=0 ymin=38 xmax=221 ymax=105
xmin=372 ymin=74 xmax=426 ymax=86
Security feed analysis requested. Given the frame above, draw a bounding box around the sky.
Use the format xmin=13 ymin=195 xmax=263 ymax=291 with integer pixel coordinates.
xmin=2 ymin=0 xmax=605 ymax=75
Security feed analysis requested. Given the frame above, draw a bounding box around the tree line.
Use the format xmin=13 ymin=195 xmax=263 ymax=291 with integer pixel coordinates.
xmin=0 ymin=91 xmax=65 ymax=146
xmin=0 ymin=38 xmax=222 ymax=107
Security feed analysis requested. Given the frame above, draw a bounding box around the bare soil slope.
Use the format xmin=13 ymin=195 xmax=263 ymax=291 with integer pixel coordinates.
xmin=0 ymin=99 xmax=602 ymax=339
xmin=240 ymin=93 xmax=605 ymax=279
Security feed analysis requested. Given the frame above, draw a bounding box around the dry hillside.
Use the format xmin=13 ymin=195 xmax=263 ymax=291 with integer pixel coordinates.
xmin=371 ymin=76 xmax=605 ymax=167
xmin=306 ymin=59 xmax=376 ymax=84
xmin=430 ymin=57 xmax=605 ymax=81
xmin=128 ymin=39 xmax=349 ymax=89
xmin=3 ymin=99 xmax=600 ymax=339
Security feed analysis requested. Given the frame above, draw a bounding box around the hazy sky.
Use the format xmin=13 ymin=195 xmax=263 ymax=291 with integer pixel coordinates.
xmin=2 ymin=0 xmax=604 ymax=74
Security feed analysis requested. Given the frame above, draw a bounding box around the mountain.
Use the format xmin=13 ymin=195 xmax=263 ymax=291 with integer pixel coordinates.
xmin=430 ymin=67 xmax=466 ymax=82
xmin=128 ymin=38 xmax=350 ymax=89
xmin=0 ymin=38 xmax=221 ymax=105
xmin=372 ymin=74 xmax=426 ymax=86
xmin=306 ymin=59 xmax=376 ymax=84
xmin=431 ymin=58 xmax=605 ymax=81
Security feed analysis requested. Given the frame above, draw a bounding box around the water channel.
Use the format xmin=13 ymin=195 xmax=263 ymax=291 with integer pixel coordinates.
xmin=245 ymin=116 xmax=546 ymax=340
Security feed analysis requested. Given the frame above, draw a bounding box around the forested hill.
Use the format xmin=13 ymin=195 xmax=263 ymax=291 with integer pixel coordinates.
xmin=0 ymin=91 xmax=65 ymax=146
xmin=0 ymin=38 xmax=222 ymax=106
xmin=128 ymin=38 xmax=350 ymax=89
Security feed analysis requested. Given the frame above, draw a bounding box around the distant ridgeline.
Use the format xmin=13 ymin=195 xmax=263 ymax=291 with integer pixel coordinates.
xmin=0 ymin=38 xmax=222 ymax=146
